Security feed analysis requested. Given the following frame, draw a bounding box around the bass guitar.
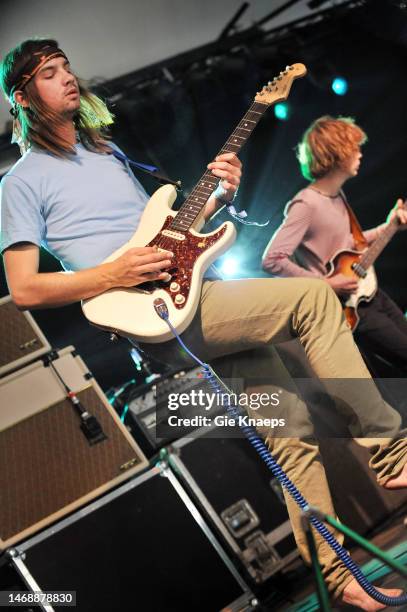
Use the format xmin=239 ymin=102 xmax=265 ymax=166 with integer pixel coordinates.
xmin=82 ymin=64 xmax=307 ymax=342
xmin=326 ymin=202 xmax=405 ymax=330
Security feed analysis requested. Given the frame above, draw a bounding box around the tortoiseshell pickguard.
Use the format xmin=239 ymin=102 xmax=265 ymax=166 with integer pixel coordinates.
xmin=143 ymin=215 xmax=227 ymax=309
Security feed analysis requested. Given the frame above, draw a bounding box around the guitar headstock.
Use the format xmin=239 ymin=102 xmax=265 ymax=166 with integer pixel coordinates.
xmin=255 ymin=63 xmax=307 ymax=106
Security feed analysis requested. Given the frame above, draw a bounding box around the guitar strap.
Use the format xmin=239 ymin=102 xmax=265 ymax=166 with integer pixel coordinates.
xmin=340 ymin=190 xmax=368 ymax=251
xmin=112 ymin=149 xmax=269 ymax=227
xmin=111 ymin=149 xmax=182 ymax=188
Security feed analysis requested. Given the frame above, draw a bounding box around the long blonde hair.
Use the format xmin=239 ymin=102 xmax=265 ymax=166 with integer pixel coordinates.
xmin=0 ymin=38 xmax=114 ymax=157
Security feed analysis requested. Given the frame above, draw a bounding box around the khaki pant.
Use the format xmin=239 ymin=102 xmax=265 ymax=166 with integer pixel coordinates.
xmin=140 ymin=277 xmax=407 ymax=597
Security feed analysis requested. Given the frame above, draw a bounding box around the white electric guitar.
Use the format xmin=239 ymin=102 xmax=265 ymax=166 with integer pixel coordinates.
xmin=82 ymin=64 xmax=307 ymax=343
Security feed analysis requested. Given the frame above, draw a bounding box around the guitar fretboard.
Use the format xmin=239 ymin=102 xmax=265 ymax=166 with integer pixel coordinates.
xmin=359 ymin=215 xmax=400 ymax=269
xmin=169 ymin=101 xmax=268 ymax=232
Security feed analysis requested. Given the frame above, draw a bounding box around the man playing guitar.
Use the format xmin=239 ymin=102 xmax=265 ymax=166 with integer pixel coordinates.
xmin=1 ymin=42 xmax=406 ymax=609
xmin=263 ymin=115 xmax=407 ymax=373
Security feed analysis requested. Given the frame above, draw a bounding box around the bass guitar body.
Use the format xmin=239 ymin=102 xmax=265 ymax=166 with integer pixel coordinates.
xmin=326 ymin=249 xmax=377 ymax=331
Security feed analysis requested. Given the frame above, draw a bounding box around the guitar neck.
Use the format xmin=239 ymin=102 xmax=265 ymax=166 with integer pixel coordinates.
xmin=169 ymin=101 xmax=268 ymax=232
xmin=359 ymin=217 xmax=399 ymax=269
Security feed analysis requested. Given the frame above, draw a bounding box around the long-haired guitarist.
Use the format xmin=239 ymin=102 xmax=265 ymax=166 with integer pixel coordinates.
xmin=263 ymin=115 xmax=407 ymax=373
xmin=1 ymin=41 xmax=407 ymax=609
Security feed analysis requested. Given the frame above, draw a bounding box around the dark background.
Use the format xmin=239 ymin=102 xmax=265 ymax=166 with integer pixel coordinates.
xmin=1 ymin=0 xmax=407 ymax=392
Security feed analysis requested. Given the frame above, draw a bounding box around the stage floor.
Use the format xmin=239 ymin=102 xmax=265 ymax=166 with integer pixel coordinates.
xmin=273 ymin=510 xmax=407 ymax=611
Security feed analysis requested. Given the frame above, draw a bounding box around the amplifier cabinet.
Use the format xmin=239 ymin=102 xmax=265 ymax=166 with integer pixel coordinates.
xmin=170 ymin=433 xmax=300 ymax=585
xmin=4 ymin=467 xmax=257 ymax=612
xmin=0 ymin=295 xmax=51 ymax=377
xmin=0 ymin=346 xmax=148 ymax=551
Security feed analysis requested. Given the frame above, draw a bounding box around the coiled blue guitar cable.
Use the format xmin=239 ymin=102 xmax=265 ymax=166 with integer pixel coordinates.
xmin=157 ymin=308 xmax=407 ymax=607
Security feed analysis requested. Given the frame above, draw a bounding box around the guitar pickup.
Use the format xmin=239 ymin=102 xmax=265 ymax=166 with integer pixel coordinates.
xmin=161 ymin=230 xmax=185 ymax=241
xmin=351 ymin=262 xmax=367 ymax=278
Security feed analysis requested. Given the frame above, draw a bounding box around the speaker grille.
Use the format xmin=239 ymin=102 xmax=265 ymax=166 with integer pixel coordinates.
xmin=0 ymin=386 xmax=145 ymax=543
xmin=0 ymin=301 xmax=46 ymax=368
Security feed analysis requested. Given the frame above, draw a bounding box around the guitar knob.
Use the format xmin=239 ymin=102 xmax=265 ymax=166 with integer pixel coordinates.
xmin=170 ymin=282 xmax=180 ymax=292
xmin=175 ymin=294 xmax=186 ymax=305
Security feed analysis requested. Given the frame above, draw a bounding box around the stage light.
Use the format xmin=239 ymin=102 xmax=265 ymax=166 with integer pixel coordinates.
xmin=331 ymin=77 xmax=348 ymax=96
xmin=274 ymin=103 xmax=289 ymax=120
xmin=220 ymin=257 xmax=239 ymax=276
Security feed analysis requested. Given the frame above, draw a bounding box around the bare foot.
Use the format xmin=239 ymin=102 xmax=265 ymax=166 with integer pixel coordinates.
xmin=338 ymin=578 xmax=402 ymax=610
xmin=383 ymin=463 xmax=407 ymax=490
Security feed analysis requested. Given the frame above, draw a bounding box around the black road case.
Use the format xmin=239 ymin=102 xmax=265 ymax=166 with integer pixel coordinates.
xmin=169 ymin=433 xmax=300 ymax=585
xmin=2 ymin=465 xmax=257 ymax=612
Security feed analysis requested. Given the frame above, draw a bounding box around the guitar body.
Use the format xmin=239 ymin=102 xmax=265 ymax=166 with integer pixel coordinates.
xmin=82 ymin=184 xmax=236 ymax=343
xmin=326 ymin=248 xmax=378 ymax=331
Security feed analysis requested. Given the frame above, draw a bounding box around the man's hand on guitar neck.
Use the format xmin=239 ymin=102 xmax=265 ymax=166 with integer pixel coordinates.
xmin=365 ymin=199 xmax=407 ymax=243
xmin=386 ymin=198 xmax=407 ymax=230
xmin=205 ymin=153 xmax=242 ymax=220
xmin=326 ymin=273 xmax=358 ymax=297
